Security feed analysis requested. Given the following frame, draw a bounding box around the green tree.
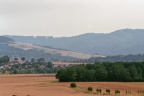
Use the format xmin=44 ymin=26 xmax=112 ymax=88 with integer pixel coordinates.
xmin=86 ymin=69 xmax=95 ymax=81
xmin=88 ymin=87 xmax=93 ymax=92
xmin=76 ymin=67 xmax=87 ymax=81
xmin=37 ymin=58 xmax=45 ymax=62
xmin=56 ymin=69 xmax=67 ymax=82
xmin=128 ymin=65 xmax=138 ymax=81
xmin=66 ymin=67 xmax=77 ymax=81
xmin=70 ymin=83 xmax=77 ymax=88
xmin=96 ymin=68 xmax=107 ymax=81
xmin=31 ymin=58 xmax=35 ymax=62
xmin=0 ymin=55 xmax=9 ymax=64
xmin=47 ymin=62 xmax=53 ymax=68
xmin=21 ymin=57 xmax=26 ymax=61
xmin=13 ymin=69 xmax=18 ymax=74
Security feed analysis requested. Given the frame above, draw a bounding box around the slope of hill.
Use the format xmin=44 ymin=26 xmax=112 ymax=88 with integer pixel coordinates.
xmin=0 ymin=36 xmax=14 ymax=43
xmin=6 ymin=29 xmax=144 ymax=56
xmin=0 ymin=36 xmax=92 ymax=61
xmin=8 ymin=42 xmax=92 ymax=59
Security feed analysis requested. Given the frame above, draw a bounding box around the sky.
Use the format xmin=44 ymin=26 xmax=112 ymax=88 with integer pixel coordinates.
xmin=0 ymin=0 xmax=144 ymax=37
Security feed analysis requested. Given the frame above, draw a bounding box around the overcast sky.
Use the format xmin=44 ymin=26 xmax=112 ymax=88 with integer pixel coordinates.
xmin=0 ymin=0 xmax=144 ymax=37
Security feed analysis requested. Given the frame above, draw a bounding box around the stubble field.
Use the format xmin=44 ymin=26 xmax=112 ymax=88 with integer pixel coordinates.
xmin=0 ymin=74 xmax=144 ymax=96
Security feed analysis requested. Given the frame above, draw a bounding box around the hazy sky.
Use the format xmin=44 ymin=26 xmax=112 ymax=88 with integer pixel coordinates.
xmin=0 ymin=0 xmax=144 ymax=37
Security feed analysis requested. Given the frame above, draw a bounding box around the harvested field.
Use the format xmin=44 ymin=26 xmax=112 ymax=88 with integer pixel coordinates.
xmin=0 ymin=74 xmax=144 ymax=96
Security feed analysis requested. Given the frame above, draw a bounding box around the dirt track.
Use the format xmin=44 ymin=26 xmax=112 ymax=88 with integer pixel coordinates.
xmin=0 ymin=74 xmax=144 ymax=96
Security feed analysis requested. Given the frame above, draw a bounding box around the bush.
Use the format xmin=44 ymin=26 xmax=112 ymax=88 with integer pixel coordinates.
xmin=88 ymin=87 xmax=93 ymax=91
xmin=115 ymin=90 xmax=120 ymax=94
xmin=96 ymin=88 xmax=102 ymax=94
xmin=106 ymin=89 xmax=110 ymax=94
xmin=70 ymin=82 xmax=77 ymax=88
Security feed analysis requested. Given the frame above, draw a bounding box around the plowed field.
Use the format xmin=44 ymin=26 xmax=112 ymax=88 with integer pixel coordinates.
xmin=0 ymin=74 xmax=144 ymax=96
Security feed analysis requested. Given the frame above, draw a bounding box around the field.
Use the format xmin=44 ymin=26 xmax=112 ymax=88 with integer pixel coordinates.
xmin=0 ymin=74 xmax=144 ymax=96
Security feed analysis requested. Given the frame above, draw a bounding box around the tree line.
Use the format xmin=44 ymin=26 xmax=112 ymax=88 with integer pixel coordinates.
xmin=9 ymin=61 xmax=58 ymax=74
xmin=56 ymin=62 xmax=144 ymax=82
xmin=84 ymin=54 xmax=144 ymax=63
xmin=0 ymin=56 xmax=62 ymax=74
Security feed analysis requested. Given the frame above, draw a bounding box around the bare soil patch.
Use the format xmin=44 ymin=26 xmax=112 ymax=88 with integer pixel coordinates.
xmin=0 ymin=74 xmax=144 ymax=96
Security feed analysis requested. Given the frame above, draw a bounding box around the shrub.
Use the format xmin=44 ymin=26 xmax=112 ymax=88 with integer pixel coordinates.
xmin=96 ymin=88 xmax=102 ymax=94
xmin=106 ymin=89 xmax=110 ymax=94
xmin=70 ymin=82 xmax=77 ymax=88
xmin=115 ymin=90 xmax=120 ymax=94
xmin=88 ymin=87 xmax=93 ymax=91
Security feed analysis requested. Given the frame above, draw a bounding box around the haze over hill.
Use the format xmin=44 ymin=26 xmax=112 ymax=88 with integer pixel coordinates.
xmin=6 ymin=29 xmax=144 ymax=56
xmin=0 ymin=36 xmax=92 ymax=61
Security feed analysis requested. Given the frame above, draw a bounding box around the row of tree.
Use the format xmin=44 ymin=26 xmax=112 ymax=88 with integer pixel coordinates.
xmin=6 ymin=61 xmax=61 ymax=74
xmin=56 ymin=62 xmax=144 ymax=82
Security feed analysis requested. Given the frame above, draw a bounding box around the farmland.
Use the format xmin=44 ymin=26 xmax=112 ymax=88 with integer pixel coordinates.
xmin=0 ymin=74 xmax=144 ymax=96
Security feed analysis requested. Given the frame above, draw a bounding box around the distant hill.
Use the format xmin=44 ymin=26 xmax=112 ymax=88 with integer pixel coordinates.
xmin=85 ymin=54 xmax=144 ymax=63
xmin=0 ymin=36 xmax=14 ymax=43
xmin=6 ymin=29 xmax=144 ymax=56
xmin=0 ymin=36 xmax=92 ymax=61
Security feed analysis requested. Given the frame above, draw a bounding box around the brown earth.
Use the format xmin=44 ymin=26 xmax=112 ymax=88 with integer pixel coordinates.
xmin=0 ymin=74 xmax=144 ymax=96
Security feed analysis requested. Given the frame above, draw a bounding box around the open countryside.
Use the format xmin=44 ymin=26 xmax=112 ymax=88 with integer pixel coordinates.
xmin=0 ymin=74 xmax=144 ymax=96
xmin=1 ymin=0 xmax=144 ymax=95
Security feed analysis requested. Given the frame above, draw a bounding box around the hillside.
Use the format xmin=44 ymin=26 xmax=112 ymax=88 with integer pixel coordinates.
xmin=6 ymin=29 xmax=144 ymax=55
xmin=0 ymin=36 xmax=92 ymax=61
xmin=0 ymin=36 xmax=14 ymax=43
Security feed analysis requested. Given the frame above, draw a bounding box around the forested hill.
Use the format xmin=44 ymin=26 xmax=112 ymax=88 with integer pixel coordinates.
xmin=6 ymin=29 xmax=144 ymax=56
xmin=85 ymin=54 xmax=144 ymax=63
xmin=0 ymin=36 xmax=14 ymax=43
xmin=0 ymin=36 xmax=91 ymax=61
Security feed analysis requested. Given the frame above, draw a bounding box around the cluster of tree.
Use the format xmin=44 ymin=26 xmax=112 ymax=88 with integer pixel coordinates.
xmin=6 ymin=61 xmax=61 ymax=74
xmin=0 ymin=55 xmax=9 ymax=66
xmin=56 ymin=62 xmax=144 ymax=82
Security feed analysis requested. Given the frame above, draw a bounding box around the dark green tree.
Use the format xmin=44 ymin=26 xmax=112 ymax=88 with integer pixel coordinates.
xmin=56 ymin=69 xmax=67 ymax=82
xmin=128 ymin=65 xmax=138 ymax=81
xmin=47 ymin=62 xmax=53 ymax=68
xmin=21 ymin=57 xmax=26 ymax=61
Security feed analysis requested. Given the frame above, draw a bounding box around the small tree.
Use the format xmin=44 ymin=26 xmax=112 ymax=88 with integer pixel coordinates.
xmin=106 ymin=89 xmax=110 ymax=94
xmin=115 ymin=90 xmax=120 ymax=94
xmin=13 ymin=69 xmax=18 ymax=74
xmin=96 ymin=88 xmax=102 ymax=94
xmin=99 ymin=89 xmax=102 ymax=94
xmin=21 ymin=57 xmax=26 ymax=61
xmin=88 ymin=87 xmax=93 ymax=92
xmin=70 ymin=83 xmax=77 ymax=88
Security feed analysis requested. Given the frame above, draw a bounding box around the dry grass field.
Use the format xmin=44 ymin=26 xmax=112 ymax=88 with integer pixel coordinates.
xmin=0 ymin=74 xmax=144 ymax=96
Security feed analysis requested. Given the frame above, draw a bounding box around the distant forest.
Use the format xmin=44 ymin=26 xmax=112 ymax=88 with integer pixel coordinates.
xmin=56 ymin=62 xmax=144 ymax=82
xmin=6 ymin=29 xmax=144 ymax=56
xmin=84 ymin=54 xmax=144 ymax=63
